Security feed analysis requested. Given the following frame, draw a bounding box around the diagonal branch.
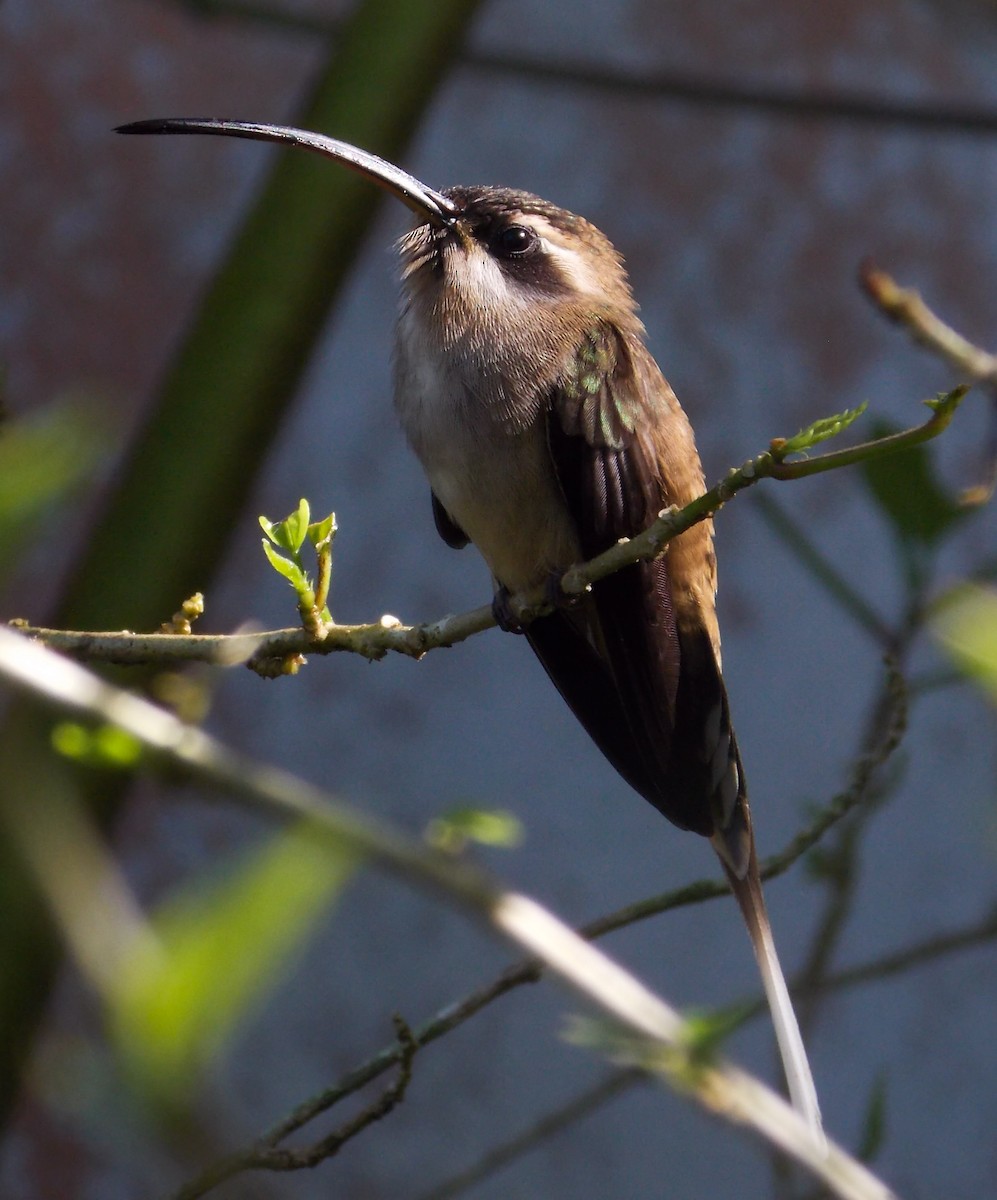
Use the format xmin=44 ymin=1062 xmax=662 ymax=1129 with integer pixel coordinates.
xmin=861 ymin=263 xmax=997 ymax=386
xmin=159 ymin=657 xmax=909 ymax=1200
xmin=413 ymin=902 xmax=997 ymax=1200
xmin=861 ymin=262 xmax=997 ymax=504
xmin=416 ymin=1069 xmax=643 ymax=1200
xmin=0 ymin=626 xmax=893 ymax=1200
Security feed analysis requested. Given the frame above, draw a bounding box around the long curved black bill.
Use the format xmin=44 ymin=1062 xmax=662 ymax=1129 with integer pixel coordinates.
xmin=116 ymin=118 xmax=458 ymax=228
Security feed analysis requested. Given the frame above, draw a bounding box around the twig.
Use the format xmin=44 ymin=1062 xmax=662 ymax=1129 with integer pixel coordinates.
xmin=416 ymin=1069 xmax=642 ymax=1200
xmin=170 ymin=1018 xmax=418 ymax=1199
xmin=751 ymin=492 xmax=895 ymax=647
xmin=819 ymin=906 xmax=997 ymax=996
xmin=861 ymin=263 xmax=997 ymax=386
xmin=861 ymin=263 xmax=997 ymax=504
xmin=791 ymin=646 xmax=913 ymax=1041
xmin=588 ymin=660 xmax=908 ymax=942
xmin=260 ymin=957 xmax=543 ymax=1154
xmin=164 ymin=5 xmax=997 ymax=139
xmin=11 ymin=389 xmax=967 ymax=670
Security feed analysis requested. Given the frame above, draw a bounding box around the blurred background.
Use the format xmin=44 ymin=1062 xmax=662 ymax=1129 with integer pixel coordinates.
xmin=1 ymin=0 xmax=995 ymax=1197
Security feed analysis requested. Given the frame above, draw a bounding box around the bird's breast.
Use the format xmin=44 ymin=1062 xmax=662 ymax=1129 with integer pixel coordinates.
xmin=393 ymin=311 xmax=581 ymax=591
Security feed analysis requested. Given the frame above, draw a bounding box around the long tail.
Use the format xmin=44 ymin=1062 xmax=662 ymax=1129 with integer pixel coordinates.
xmin=714 ymin=837 xmax=823 ymax=1140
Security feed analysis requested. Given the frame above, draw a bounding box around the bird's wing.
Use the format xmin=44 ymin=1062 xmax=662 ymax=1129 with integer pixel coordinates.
xmin=431 ymin=491 xmax=470 ymax=549
xmin=529 ymin=321 xmax=744 ymax=851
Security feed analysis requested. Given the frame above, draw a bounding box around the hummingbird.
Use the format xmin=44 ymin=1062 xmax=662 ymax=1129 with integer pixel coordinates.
xmin=117 ymin=118 xmax=822 ymax=1133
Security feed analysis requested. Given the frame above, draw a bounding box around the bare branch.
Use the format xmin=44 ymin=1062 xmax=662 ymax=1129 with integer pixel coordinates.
xmin=861 ymin=263 xmax=997 ymax=386
xmin=416 ymin=1069 xmax=642 ymax=1200
xmin=861 ymin=263 xmax=997 ymax=504
xmin=162 ymin=6 xmax=997 ymax=140
xmin=161 ymin=657 xmax=909 ymax=1200
xmin=169 ymin=1018 xmax=418 ymax=1199
xmin=0 ymin=627 xmax=893 ymax=1200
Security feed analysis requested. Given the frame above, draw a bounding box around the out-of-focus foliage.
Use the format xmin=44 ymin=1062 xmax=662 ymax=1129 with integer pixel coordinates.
xmin=111 ymin=821 xmax=358 ymax=1107
xmin=933 ymin=585 xmax=997 ymax=700
xmin=860 ymin=418 xmax=968 ymax=549
xmin=0 ymin=403 xmax=104 ymax=567
xmin=50 ymin=722 xmax=144 ymax=768
xmin=425 ymin=806 xmax=525 ymax=853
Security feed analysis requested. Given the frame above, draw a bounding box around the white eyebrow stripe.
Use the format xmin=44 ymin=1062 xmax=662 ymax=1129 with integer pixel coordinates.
xmin=540 ymin=238 xmax=602 ymax=296
xmin=510 ymin=213 xmax=604 ymax=297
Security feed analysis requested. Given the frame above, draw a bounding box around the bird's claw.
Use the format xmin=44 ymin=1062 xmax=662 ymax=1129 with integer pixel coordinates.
xmin=543 ymin=570 xmax=580 ymax=611
xmin=492 ymin=586 xmax=526 ymax=634
xmin=493 ymin=572 xmax=580 ymax=634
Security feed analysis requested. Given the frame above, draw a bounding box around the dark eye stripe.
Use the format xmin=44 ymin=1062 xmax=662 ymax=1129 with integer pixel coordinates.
xmin=494 ymin=247 xmax=570 ymax=297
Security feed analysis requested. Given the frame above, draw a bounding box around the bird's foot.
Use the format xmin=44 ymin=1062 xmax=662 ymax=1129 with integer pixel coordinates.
xmin=492 ymin=586 xmax=526 ymax=634
xmin=542 ymin=569 xmax=581 ymax=612
xmin=493 ymin=572 xmax=580 ymax=634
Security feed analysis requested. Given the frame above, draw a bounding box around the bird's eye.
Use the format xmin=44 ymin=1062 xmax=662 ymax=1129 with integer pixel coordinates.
xmin=492 ymin=224 xmax=537 ymax=257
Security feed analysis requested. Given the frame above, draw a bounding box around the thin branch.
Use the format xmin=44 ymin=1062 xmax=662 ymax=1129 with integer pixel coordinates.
xmin=11 ymin=387 xmax=967 ymax=670
xmin=261 ymin=957 xmax=543 ymax=1153
xmin=164 ymin=4 xmax=997 ymax=140
xmin=161 ymin=658 xmax=909 ymax=1200
xmin=0 ymin=628 xmax=892 ymax=1200
xmin=861 ymin=263 xmax=997 ymax=386
xmin=750 ymin=492 xmax=895 ymax=647
xmin=416 ymin=1069 xmax=642 ymax=1200
xmin=170 ymin=1018 xmax=418 ymax=1199
xmin=792 ymin=603 xmax=923 ymax=1049
xmin=469 ymin=55 xmax=997 ymax=138
xmin=818 ymin=906 xmax=997 ymax=996
xmin=862 ymin=263 xmax=997 ymax=504
xmin=419 ymin=905 xmax=997 ymax=1200
xmin=588 ymin=659 xmax=908 ymax=942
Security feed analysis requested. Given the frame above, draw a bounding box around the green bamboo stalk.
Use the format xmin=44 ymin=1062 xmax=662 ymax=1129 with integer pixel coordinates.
xmin=0 ymin=0 xmax=482 ymax=1129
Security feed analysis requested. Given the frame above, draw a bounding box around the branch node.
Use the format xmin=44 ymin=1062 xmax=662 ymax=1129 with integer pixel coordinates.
xmin=249 ymin=653 xmax=307 ymax=679
xmin=160 ymin=592 xmax=205 ymax=635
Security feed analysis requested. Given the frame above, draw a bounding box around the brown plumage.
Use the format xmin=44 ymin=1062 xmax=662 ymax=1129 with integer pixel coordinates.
xmin=116 ymin=120 xmax=821 ymax=1134
xmin=396 ymin=183 xmax=820 ymax=1132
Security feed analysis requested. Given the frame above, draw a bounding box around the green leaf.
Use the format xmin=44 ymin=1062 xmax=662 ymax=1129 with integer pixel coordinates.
xmin=780 ymin=403 xmax=867 ymax=456
xmin=0 ymin=403 xmax=104 ymax=564
xmin=281 ymin=498 xmax=311 ymax=553
xmin=261 ymin=538 xmax=308 ymax=588
xmin=933 ymin=585 xmax=997 ymax=700
xmin=424 ymin=807 xmax=524 ymax=853
xmin=308 ymin=512 xmax=337 ymax=549
xmin=563 ymin=1017 xmax=684 ymax=1079
xmin=861 ymin=419 xmax=966 ymax=547
xmin=261 ymin=499 xmax=311 ymax=554
xmin=93 ymin=726 xmax=145 ymax=767
xmin=111 ymin=821 xmax=359 ymax=1106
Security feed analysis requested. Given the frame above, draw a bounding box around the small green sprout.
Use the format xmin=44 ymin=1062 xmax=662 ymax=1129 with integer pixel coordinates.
xmin=260 ymin=498 xmax=336 ymax=636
